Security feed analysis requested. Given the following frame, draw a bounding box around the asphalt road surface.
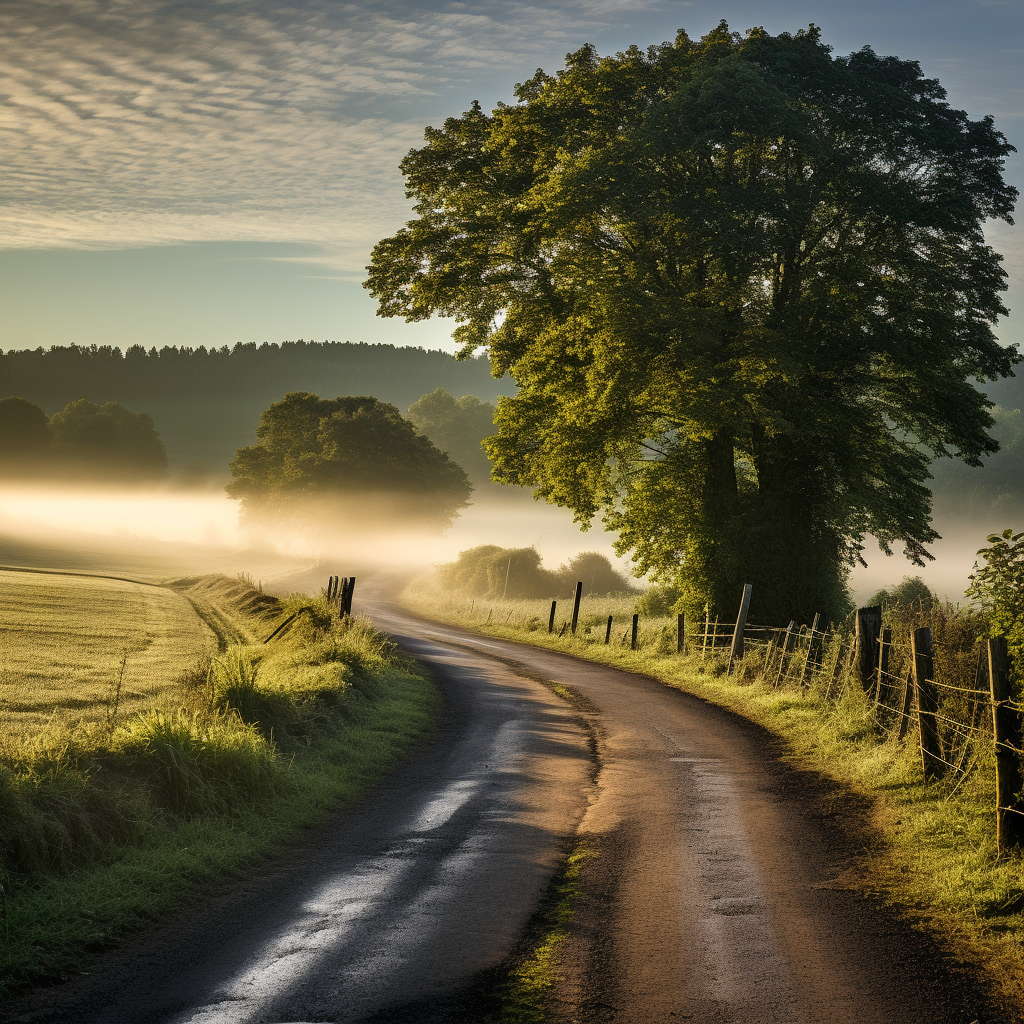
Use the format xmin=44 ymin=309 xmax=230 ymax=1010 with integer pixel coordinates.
xmin=3 ymin=606 xmax=1005 ymax=1024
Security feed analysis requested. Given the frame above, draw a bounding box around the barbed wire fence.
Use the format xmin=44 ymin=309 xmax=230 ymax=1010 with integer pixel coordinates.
xmin=623 ymin=590 xmax=1022 ymax=853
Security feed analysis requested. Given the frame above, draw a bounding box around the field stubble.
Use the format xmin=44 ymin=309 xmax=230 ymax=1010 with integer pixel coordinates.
xmin=0 ymin=572 xmax=438 ymax=995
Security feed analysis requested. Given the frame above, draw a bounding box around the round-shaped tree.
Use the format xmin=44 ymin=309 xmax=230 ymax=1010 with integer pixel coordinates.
xmin=227 ymin=392 xmax=472 ymax=531
xmin=366 ymin=23 xmax=1018 ymax=624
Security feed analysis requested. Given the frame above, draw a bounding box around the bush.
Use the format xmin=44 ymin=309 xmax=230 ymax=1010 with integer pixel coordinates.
xmin=967 ymin=529 xmax=1024 ymax=684
xmin=553 ymin=552 xmax=634 ymax=596
xmin=437 ymin=545 xmax=558 ymax=598
xmin=635 ymin=583 xmax=684 ymax=617
xmin=869 ymin=575 xmax=936 ymax=611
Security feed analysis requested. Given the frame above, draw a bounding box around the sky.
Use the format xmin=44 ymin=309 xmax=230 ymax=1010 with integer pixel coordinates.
xmin=0 ymin=0 xmax=1021 ymax=356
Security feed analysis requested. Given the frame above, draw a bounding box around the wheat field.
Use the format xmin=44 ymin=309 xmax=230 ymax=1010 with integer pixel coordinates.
xmin=0 ymin=568 xmax=219 ymax=735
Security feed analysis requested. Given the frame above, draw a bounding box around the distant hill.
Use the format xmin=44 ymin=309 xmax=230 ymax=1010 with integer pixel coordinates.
xmin=0 ymin=342 xmax=514 ymax=476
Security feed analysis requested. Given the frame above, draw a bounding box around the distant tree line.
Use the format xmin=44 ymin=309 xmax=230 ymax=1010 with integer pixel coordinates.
xmin=406 ymin=388 xmax=496 ymax=484
xmin=0 ymin=341 xmax=505 ymax=407
xmin=0 ymin=397 xmax=168 ymax=480
xmin=438 ymin=545 xmax=634 ymax=599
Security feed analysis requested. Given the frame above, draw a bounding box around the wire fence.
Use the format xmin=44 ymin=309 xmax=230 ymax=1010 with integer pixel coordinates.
xmin=687 ymin=612 xmax=998 ymax=773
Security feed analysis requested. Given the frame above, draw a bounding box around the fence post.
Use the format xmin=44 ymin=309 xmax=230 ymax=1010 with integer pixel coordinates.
xmin=605 ymin=615 xmax=613 ymax=644
xmin=630 ymin=613 xmax=639 ymax=651
xmin=548 ymin=600 xmax=557 ymax=634
xmin=913 ymin=627 xmax=943 ymax=781
xmin=855 ymin=606 xmax=882 ymax=692
xmin=989 ymin=637 xmax=1024 ymax=854
xmin=341 ymin=576 xmax=356 ymax=617
xmin=701 ymin=606 xmax=710 ymax=660
xmin=775 ymin=621 xmax=795 ymax=686
xmin=571 ymin=581 xmax=583 ymax=635
xmin=800 ymin=613 xmax=821 ymax=689
xmin=728 ymin=584 xmax=753 ymax=675
xmin=897 ymin=667 xmax=914 ymax=740
xmin=677 ymin=612 xmax=686 ymax=654
xmin=875 ymin=627 xmax=892 ymax=703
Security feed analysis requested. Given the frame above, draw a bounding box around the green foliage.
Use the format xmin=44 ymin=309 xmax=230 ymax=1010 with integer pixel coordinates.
xmin=436 ymin=546 xmax=631 ymax=599
xmin=0 ymin=397 xmax=167 ymax=481
xmin=227 ymin=392 xmax=472 ymax=531
xmin=635 ymin=582 xmax=684 ymax=617
xmin=553 ymin=551 xmax=633 ymax=596
xmin=438 ymin=545 xmax=557 ymax=599
xmin=407 ymin=387 xmax=496 ymax=484
xmin=366 ymin=22 xmax=1018 ymax=627
xmin=967 ymin=529 xmax=1024 ymax=678
xmin=0 ymin=397 xmax=50 ymax=472
xmin=868 ymin=576 xmax=936 ymax=612
xmin=49 ymin=399 xmax=168 ymax=480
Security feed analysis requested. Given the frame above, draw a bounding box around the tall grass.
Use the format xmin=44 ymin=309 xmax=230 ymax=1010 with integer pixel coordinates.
xmin=0 ymin=588 xmax=438 ymax=995
xmin=402 ymin=578 xmax=1024 ymax=1012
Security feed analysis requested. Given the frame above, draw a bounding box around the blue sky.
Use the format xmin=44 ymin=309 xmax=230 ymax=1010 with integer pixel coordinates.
xmin=1 ymin=0 xmax=1021 ymax=357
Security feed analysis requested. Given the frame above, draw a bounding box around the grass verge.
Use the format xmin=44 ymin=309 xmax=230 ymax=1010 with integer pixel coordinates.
xmin=0 ymin=579 xmax=438 ymax=995
xmin=402 ymin=582 xmax=1024 ymax=1015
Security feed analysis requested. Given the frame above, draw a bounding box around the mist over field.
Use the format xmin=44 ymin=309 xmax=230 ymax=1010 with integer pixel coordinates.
xmin=0 ymin=480 xmax=623 ymax=581
xmin=0 ymin=474 xmax=1013 ymax=609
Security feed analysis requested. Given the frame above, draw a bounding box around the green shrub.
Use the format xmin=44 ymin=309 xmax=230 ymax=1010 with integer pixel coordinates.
xmin=111 ymin=710 xmax=280 ymax=816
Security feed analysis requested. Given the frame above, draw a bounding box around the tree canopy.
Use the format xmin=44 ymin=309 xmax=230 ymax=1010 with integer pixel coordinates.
xmin=0 ymin=397 xmax=167 ymax=481
xmin=406 ymin=388 xmax=496 ymax=484
xmin=366 ymin=22 xmax=1018 ymax=624
xmin=227 ymin=392 xmax=472 ymax=530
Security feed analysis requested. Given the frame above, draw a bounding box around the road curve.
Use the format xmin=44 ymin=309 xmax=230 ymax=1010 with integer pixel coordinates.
xmin=373 ymin=609 xmax=1005 ymax=1024
xmin=5 ymin=605 xmax=1005 ymax=1023
xmin=2 ymin=616 xmax=593 ymax=1024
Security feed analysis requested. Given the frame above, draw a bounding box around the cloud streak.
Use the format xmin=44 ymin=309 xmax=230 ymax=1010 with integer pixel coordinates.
xmin=0 ymin=0 xmax=668 ymax=263
xmin=0 ymin=0 xmax=1018 ymax=290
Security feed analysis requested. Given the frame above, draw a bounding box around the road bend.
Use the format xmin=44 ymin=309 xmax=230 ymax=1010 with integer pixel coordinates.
xmin=5 ymin=604 xmax=1003 ymax=1023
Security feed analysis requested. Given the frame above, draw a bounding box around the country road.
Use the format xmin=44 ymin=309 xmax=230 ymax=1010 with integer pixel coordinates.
xmin=3 ymin=603 xmax=1005 ymax=1024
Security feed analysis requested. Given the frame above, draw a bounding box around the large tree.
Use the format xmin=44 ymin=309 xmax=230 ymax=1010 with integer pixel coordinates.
xmin=227 ymin=392 xmax=472 ymax=531
xmin=365 ymin=23 xmax=1018 ymax=623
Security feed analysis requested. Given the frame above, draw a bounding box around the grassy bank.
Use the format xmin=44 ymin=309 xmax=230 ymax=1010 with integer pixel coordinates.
xmin=0 ymin=577 xmax=438 ymax=994
xmin=403 ymin=582 xmax=1024 ymax=1013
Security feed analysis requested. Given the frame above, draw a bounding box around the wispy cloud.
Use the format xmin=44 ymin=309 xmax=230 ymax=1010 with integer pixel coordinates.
xmin=0 ymin=0 xmax=667 ymax=264
xmin=1 ymin=0 xmax=1017 ymax=285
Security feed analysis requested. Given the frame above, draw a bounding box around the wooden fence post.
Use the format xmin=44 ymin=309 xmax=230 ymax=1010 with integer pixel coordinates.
xmin=913 ymin=627 xmax=943 ymax=781
xmin=875 ymin=627 xmax=892 ymax=703
xmin=989 ymin=637 xmax=1024 ymax=854
xmin=677 ymin=612 xmax=685 ymax=654
xmin=571 ymin=581 xmax=583 ymax=635
xmin=897 ymin=667 xmax=914 ymax=740
xmin=548 ymin=600 xmax=557 ymax=634
xmin=630 ymin=613 xmax=639 ymax=651
xmin=728 ymin=584 xmax=753 ymax=675
xmin=775 ymin=621 xmax=795 ymax=686
xmin=605 ymin=615 xmax=613 ymax=644
xmin=701 ymin=606 xmax=710 ymax=660
xmin=855 ymin=606 xmax=882 ymax=692
xmin=800 ymin=613 xmax=821 ymax=688
xmin=341 ymin=576 xmax=356 ymax=617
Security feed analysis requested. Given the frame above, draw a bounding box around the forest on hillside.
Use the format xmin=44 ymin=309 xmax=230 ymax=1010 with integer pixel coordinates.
xmin=0 ymin=341 xmax=510 ymax=408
